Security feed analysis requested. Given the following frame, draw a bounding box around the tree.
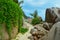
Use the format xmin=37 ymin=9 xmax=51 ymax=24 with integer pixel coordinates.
xmin=30 ymin=10 xmax=38 ymax=18
xmin=13 ymin=0 xmax=18 ymax=3
xmin=13 ymin=0 xmax=23 ymax=5
xmin=30 ymin=10 xmax=42 ymax=25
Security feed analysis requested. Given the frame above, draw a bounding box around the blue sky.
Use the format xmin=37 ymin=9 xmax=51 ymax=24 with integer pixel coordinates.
xmin=18 ymin=0 xmax=60 ymax=20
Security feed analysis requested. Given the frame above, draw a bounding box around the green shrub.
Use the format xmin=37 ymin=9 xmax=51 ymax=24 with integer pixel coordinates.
xmin=0 ymin=0 xmax=23 ymax=38
xmin=20 ymin=27 xmax=28 ymax=34
xmin=31 ymin=17 xmax=42 ymax=25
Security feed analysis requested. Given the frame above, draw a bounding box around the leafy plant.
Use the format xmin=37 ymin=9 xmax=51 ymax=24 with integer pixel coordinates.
xmin=20 ymin=27 xmax=28 ymax=34
xmin=30 ymin=10 xmax=38 ymax=18
xmin=31 ymin=17 xmax=42 ymax=25
xmin=30 ymin=10 xmax=42 ymax=25
xmin=0 ymin=0 xmax=23 ymax=38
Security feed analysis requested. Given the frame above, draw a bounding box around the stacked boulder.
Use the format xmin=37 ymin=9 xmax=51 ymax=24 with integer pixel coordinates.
xmin=29 ymin=7 xmax=60 ymax=40
xmin=41 ymin=7 xmax=60 ymax=40
xmin=43 ymin=22 xmax=53 ymax=31
xmin=28 ymin=24 xmax=48 ymax=40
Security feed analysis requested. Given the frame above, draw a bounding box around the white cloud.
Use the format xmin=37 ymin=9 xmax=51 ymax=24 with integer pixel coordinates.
xmin=24 ymin=0 xmax=49 ymax=6
xmin=23 ymin=9 xmax=30 ymax=13
xmin=19 ymin=0 xmax=60 ymax=20
xmin=23 ymin=9 xmax=34 ymax=14
xmin=55 ymin=4 xmax=60 ymax=7
xmin=52 ymin=0 xmax=60 ymax=7
xmin=38 ymin=9 xmax=45 ymax=19
xmin=55 ymin=3 xmax=60 ymax=7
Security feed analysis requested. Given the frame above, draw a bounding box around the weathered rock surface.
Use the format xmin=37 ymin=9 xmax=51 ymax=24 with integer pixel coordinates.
xmin=47 ymin=22 xmax=60 ymax=40
xmin=45 ymin=7 xmax=60 ymax=24
xmin=0 ymin=24 xmax=9 ymax=40
xmin=29 ymin=24 xmax=48 ymax=40
xmin=10 ymin=26 xmax=18 ymax=39
xmin=0 ymin=23 xmax=18 ymax=40
xmin=40 ymin=22 xmax=60 ymax=40
xmin=14 ymin=7 xmax=60 ymax=40
xmin=43 ymin=22 xmax=53 ymax=30
xmin=39 ymin=34 xmax=48 ymax=40
xmin=23 ymin=17 xmax=32 ymax=29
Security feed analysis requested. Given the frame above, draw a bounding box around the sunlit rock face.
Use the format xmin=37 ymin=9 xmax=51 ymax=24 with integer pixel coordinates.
xmin=45 ymin=7 xmax=60 ymax=24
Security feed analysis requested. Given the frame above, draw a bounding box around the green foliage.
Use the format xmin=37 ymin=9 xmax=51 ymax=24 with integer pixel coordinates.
xmin=30 ymin=10 xmax=38 ymax=18
xmin=13 ymin=0 xmax=24 ymax=6
xmin=0 ymin=0 xmax=23 ymax=38
xmin=13 ymin=0 xmax=18 ymax=3
xmin=30 ymin=10 xmax=42 ymax=25
xmin=20 ymin=27 xmax=28 ymax=34
xmin=31 ymin=17 xmax=42 ymax=25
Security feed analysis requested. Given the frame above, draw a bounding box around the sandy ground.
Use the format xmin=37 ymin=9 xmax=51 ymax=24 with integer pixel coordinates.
xmin=14 ymin=22 xmax=34 ymax=40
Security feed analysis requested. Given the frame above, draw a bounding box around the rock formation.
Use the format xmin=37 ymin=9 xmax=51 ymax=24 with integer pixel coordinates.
xmin=41 ymin=22 xmax=60 ymax=40
xmin=43 ymin=22 xmax=53 ymax=30
xmin=45 ymin=7 xmax=60 ymax=24
xmin=28 ymin=24 xmax=48 ymax=40
xmin=29 ymin=7 xmax=60 ymax=40
xmin=47 ymin=22 xmax=60 ymax=40
xmin=0 ymin=23 xmax=18 ymax=40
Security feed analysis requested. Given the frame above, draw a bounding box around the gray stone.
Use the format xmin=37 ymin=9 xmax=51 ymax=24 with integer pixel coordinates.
xmin=45 ymin=7 xmax=60 ymax=24
xmin=48 ymin=22 xmax=60 ymax=40
xmin=43 ymin=22 xmax=53 ymax=30
xmin=28 ymin=36 xmax=34 ymax=40
xmin=29 ymin=24 xmax=48 ymax=40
